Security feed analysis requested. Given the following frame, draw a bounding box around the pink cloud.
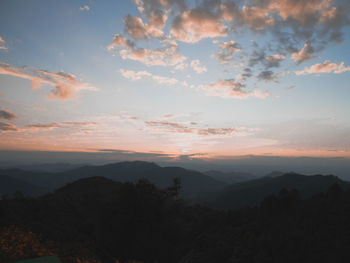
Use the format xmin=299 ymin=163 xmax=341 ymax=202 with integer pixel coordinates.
xmin=0 ymin=63 xmax=97 ymax=100
xmin=119 ymin=44 xmax=186 ymax=67
xmin=296 ymin=60 xmax=350 ymax=75
xmin=201 ymin=79 xmax=270 ymax=99
xmin=120 ymin=69 xmax=178 ymax=85
xmin=215 ymin=40 xmax=241 ymax=64
xmin=79 ymin=5 xmax=90 ymax=11
xmin=124 ymin=15 xmax=164 ymax=40
xmin=190 ymin=60 xmax=207 ymax=74
xmin=170 ymin=8 xmax=227 ymax=43
xmin=291 ymin=43 xmax=315 ymax=64
xmin=107 ymin=34 xmax=135 ymax=50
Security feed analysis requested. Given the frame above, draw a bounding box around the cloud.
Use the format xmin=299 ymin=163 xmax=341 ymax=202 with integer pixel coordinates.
xmin=248 ymin=49 xmax=266 ymax=67
xmin=0 ymin=122 xmax=18 ymax=132
xmin=145 ymin=120 xmax=242 ymax=137
xmin=0 ymin=109 xmax=17 ymax=120
xmin=170 ymin=7 xmax=227 ymax=43
xmin=0 ymin=63 xmax=97 ymax=100
xmin=0 ymin=36 xmax=7 ymax=50
xmin=237 ymin=68 xmax=253 ymax=80
xmin=26 ymin=121 xmax=97 ymax=131
xmin=124 ymin=14 xmax=164 ymax=39
xmin=215 ymin=40 xmax=241 ymax=64
xmin=296 ymin=60 xmax=350 ymax=75
xmin=265 ymin=54 xmax=286 ymax=68
xmin=116 ymin=41 xmax=187 ymax=67
xmin=240 ymin=5 xmax=275 ymax=31
xmin=200 ymin=79 xmax=270 ymax=99
xmin=257 ymin=70 xmax=279 ymax=82
xmin=107 ymin=34 xmax=135 ymax=50
xmin=190 ymin=60 xmax=207 ymax=74
xmin=291 ymin=43 xmax=315 ymax=64
xmin=120 ymin=69 xmax=178 ymax=85
xmin=79 ymin=5 xmax=90 ymax=11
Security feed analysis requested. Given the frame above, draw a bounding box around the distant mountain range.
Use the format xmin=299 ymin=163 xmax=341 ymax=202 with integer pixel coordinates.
xmin=0 ymin=174 xmax=47 ymax=197
xmin=204 ymin=170 xmax=259 ymax=184
xmin=1 ymin=161 xmax=348 ymax=209
xmin=204 ymin=172 xmax=349 ymax=209
xmin=0 ymin=161 xmax=226 ymax=200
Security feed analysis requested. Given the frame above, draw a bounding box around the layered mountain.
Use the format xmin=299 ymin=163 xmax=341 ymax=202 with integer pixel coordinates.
xmin=0 ymin=174 xmax=47 ymax=197
xmin=204 ymin=170 xmax=259 ymax=184
xmin=0 ymin=161 xmax=226 ymax=199
xmin=204 ymin=172 xmax=349 ymax=209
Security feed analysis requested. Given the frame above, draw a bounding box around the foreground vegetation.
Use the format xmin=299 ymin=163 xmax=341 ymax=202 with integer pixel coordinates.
xmin=1 ymin=176 xmax=350 ymax=263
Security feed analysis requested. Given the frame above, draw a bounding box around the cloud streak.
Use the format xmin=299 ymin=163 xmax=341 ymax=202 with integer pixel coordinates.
xmin=296 ymin=61 xmax=350 ymax=75
xmin=120 ymin=69 xmax=178 ymax=85
xmin=200 ymin=79 xmax=270 ymax=99
xmin=0 ymin=36 xmax=7 ymax=50
xmin=0 ymin=109 xmax=17 ymax=120
xmin=0 ymin=63 xmax=97 ymax=100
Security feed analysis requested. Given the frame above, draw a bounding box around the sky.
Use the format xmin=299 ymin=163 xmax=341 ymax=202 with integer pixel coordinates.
xmin=0 ymin=0 xmax=350 ymax=164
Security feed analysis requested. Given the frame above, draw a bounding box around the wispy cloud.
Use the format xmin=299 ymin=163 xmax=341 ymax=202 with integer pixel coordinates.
xmin=296 ymin=60 xmax=350 ymax=75
xmin=291 ymin=43 xmax=315 ymax=64
xmin=190 ymin=60 xmax=207 ymax=74
xmin=0 ymin=109 xmax=17 ymax=120
xmin=145 ymin=120 xmax=249 ymax=137
xmin=120 ymin=69 xmax=178 ymax=85
xmin=79 ymin=5 xmax=90 ymax=11
xmin=200 ymin=79 xmax=270 ymax=99
xmin=26 ymin=121 xmax=97 ymax=131
xmin=215 ymin=40 xmax=241 ymax=64
xmin=0 ymin=122 xmax=18 ymax=132
xmin=0 ymin=63 xmax=98 ymax=100
xmin=0 ymin=36 xmax=7 ymax=50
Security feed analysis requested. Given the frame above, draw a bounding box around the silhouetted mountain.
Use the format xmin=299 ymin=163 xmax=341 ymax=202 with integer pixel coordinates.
xmin=264 ymin=170 xmax=285 ymax=177
xmin=205 ymin=172 xmax=349 ymax=209
xmin=204 ymin=170 xmax=258 ymax=184
xmin=0 ymin=174 xmax=47 ymax=197
xmin=0 ymin=161 xmax=226 ymax=199
xmin=0 ymin=168 xmax=59 ymax=190
xmin=15 ymin=163 xmax=85 ymax=173
xmin=59 ymin=161 xmax=226 ymax=199
xmin=2 ymin=177 xmax=350 ymax=263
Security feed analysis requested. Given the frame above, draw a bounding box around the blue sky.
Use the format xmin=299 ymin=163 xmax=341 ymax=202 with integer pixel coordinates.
xmin=0 ymin=0 xmax=350 ymax=159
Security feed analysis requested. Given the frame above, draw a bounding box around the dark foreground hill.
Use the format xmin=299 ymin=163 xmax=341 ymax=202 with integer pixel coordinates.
xmin=0 ymin=161 xmax=226 ymax=200
xmin=204 ymin=172 xmax=349 ymax=209
xmin=2 ymin=177 xmax=350 ymax=263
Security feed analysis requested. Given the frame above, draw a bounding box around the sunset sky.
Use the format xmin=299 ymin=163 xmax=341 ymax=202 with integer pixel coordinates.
xmin=0 ymin=0 xmax=350 ymax=161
